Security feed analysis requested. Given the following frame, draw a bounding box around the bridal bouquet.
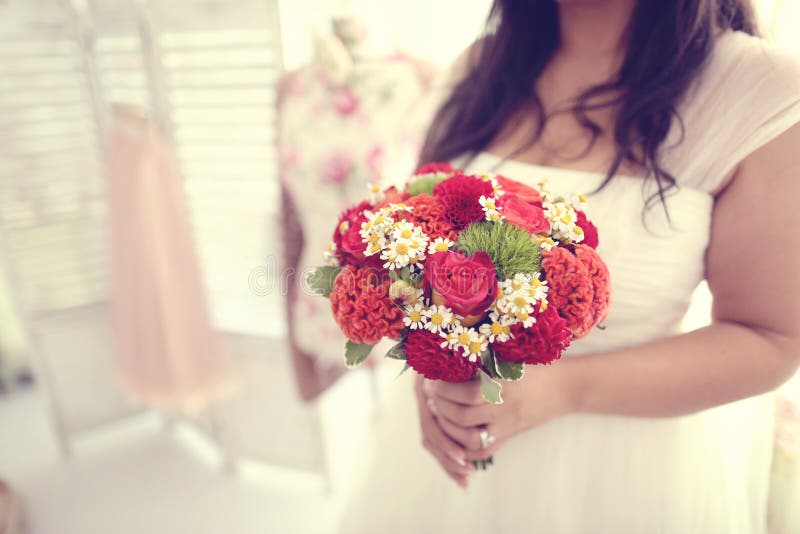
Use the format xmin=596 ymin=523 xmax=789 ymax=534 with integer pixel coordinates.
xmin=307 ymin=162 xmax=610 ymax=405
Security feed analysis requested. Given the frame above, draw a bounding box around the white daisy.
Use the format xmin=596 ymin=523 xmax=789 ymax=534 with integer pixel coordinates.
xmin=427 ymin=237 xmax=454 ymax=255
xmin=323 ymin=241 xmax=338 ymax=267
xmin=424 ymin=304 xmax=454 ymax=334
xmin=367 ymin=183 xmax=385 ymax=205
xmin=479 ymin=311 xmax=515 ymax=343
xmin=403 ymin=303 xmax=428 ymax=330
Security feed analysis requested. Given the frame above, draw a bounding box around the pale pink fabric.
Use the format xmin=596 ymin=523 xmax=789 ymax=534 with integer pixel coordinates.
xmin=106 ymin=107 xmax=234 ymax=414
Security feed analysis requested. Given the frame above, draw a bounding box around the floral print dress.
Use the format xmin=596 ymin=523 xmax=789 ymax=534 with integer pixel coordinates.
xmin=279 ymin=54 xmax=429 ymax=364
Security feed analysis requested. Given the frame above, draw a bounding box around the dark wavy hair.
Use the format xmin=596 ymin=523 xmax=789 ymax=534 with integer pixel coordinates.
xmin=419 ymin=0 xmax=758 ymax=211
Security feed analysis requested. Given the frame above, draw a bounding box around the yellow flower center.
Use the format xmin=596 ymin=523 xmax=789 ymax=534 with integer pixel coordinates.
xmin=540 ymin=301 xmax=548 ymax=311
xmin=431 ymin=313 xmax=444 ymax=326
xmin=458 ymin=332 xmax=471 ymax=345
xmin=339 ymin=221 xmax=350 ymax=233
xmin=513 ymin=296 xmax=528 ymax=308
xmin=435 ymin=242 xmax=449 ymax=252
xmin=369 ymin=244 xmax=381 ymax=254
xmin=411 ymin=240 xmax=421 ymax=249
xmin=560 ymin=215 xmax=572 ymax=224
xmin=517 ymin=311 xmax=529 ymax=322
xmin=485 ymin=199 xmax=496 ymax=210
xmin=401 ymin=229 xmax=413 ymax=239
xmin=468 ymin=341 xmax=484 ymax=354
xmin=579 ymin=194 xmax=587 ymax=202
xmin=369 ymin=234 xmax=380 ymax=244
xmin=490 ymin=213 xmax=502 ymax=222
xmin=410 ymin=311 xmax=422 ymax=322
xmin=396 ymin=243 xmax=409 ymax=255
xmin=490 ymin=322 xmax=504 ymax=335
xmin=409 ymin=256 xmax=419 ymax=264
xmin=574 ymin=226 xmax=584 ymax=234
xmin=374 ymin=215 xmax=385 ymax=225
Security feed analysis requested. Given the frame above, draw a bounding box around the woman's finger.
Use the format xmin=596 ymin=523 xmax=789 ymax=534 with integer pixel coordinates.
xmin=424 ymin=378 xmax=484 ymax=405
xmin=464 ymin=440 xmax=502 ymax=462
xmin=435 ymin=414 xmax=483 ymax=450
xmin=416 ymin=378 xmax=472 ymax=475
xmin=429 ymin=395 xmax=494 ymax=427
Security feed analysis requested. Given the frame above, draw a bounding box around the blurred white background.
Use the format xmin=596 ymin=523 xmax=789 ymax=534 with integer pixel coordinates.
xmin=0 ymin=1 xmax=797 ymax=533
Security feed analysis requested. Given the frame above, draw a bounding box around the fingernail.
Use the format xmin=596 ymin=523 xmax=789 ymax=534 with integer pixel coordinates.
xmin=447 ymin=451 xmax=466 ymax=467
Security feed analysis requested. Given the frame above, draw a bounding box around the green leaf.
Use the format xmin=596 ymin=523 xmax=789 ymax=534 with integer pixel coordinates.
xmin=385 ymin=341 xmax=407 ymax=360
xmin=344 ymin=340 xmax=374 ymax=368
xmin=397 ymin=362 xmax=412 ymax=378
xmin=306 ymin=266 xmax=341 ymax=298
xmin=478 ymin=368 xmax=504 ymax=404
xmin=481 ymin=349 xmax=501 ymax=379
xmin=408 ymin=175 xmax=447 ymax=196
xmin=495 ymin=359 xmax=525 ymax=381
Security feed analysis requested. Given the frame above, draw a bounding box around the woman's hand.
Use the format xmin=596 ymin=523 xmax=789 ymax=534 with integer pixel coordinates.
xmin=421 ymin=361 xmax=579 ymax=463
xmin=414 ymin=375 xmax=474 ymax=488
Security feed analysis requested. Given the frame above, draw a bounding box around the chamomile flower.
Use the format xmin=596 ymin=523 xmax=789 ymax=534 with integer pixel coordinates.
xmin=323 ymin=241 xmax=338 ymax=266
xmin=537 ymin=236 xmax=557 ymax=251
xmin=479 ymin=311 xmax=514 ymax=343
xmin=514 ymin=309 xmax=537 ymax=328
xmin=525 ymin=272 xmax=549 ymax=302
xmin=403 ymin=303 xmax=428 ymax=330
xmin=427 ymin=237 xmax=454 ymax=255
xmin=381 ymin=240 xmax=413 ymax=269
xmin=462 ymin=328 xmax=489 ymax=361
xmin=544 ymin=200 xmax=584 ymax=244
xmin=424 ymin=304 xmax=454 ymax=334
xmin=367 ymin=183 xmax=385 ymax=205
xmin=479 ymin=195 xmax=504 ymax=222
xmin=496 ymin=292 xmax=535 ymax=317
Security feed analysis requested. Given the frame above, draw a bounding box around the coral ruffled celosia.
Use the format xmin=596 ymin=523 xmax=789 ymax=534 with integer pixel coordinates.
xmin=330 ymin=266 xmax=404 ymax=344
xmin=541 ymin=246 xmax=594 ymax=338
xmin=405 ymin=329 xmax=478 ymax=382
xmin=574 ymin=244 xmax=611 ymax=329
xmin=398 ymin=193 xmax=458 ymax=241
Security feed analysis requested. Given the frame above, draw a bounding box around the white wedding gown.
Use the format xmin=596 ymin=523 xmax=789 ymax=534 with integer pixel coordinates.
xmin=337 ymin=32 xmax=800 ymax=534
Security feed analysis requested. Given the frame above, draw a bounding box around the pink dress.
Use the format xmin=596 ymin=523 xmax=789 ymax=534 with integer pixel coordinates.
xmin=106 ymin=107 xmax=234 ymax=414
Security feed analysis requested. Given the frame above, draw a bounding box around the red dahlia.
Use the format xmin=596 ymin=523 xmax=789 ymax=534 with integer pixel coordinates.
xmin=414 ymin=162 xmax=462 ymax=176
xmin=575 ymin=210 xmax=599 ymax=249
xmin=492 ymin=306 xmax=571 ymax=365
xmin=432 ymin=174 xmax=494 ymax=230
xmin=405 ymin=330 xmax=478 ymax=382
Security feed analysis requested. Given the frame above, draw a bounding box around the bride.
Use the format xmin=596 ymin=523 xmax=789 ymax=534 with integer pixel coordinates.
xmin=337 ymin=0 xmax=800 ymax=532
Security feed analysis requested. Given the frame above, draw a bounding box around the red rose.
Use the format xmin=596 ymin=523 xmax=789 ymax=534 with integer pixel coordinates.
xmin=492 ymin=306 xmax=571 ymax=365
xmin=405 ymin=329 xmax=478 ymax=382
xmin=423 ymin=251 xmax=498 ymax=316
xmin=333 ymin=201 xmax=371 ymax=266
xmin=414 ymin=162 xmax=462 ymax=176
xmin=575 ymin=210 xmax=599 ymax=249
xmin=432 ymin=174 xmax=494 ymax=229
xmin=499 ymin=194 xmax=550 ymax=234
xmin=496 ymin=175 xmax=542 ymax=204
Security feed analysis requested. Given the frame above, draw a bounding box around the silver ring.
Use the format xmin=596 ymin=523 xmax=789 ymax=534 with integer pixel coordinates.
xmin=478 ymin=426 xmax=495 ymax=449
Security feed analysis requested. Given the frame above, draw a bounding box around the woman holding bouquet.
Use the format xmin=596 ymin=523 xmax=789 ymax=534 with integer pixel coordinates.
xmin=338 ymin=0 xmax=800 ymax=532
